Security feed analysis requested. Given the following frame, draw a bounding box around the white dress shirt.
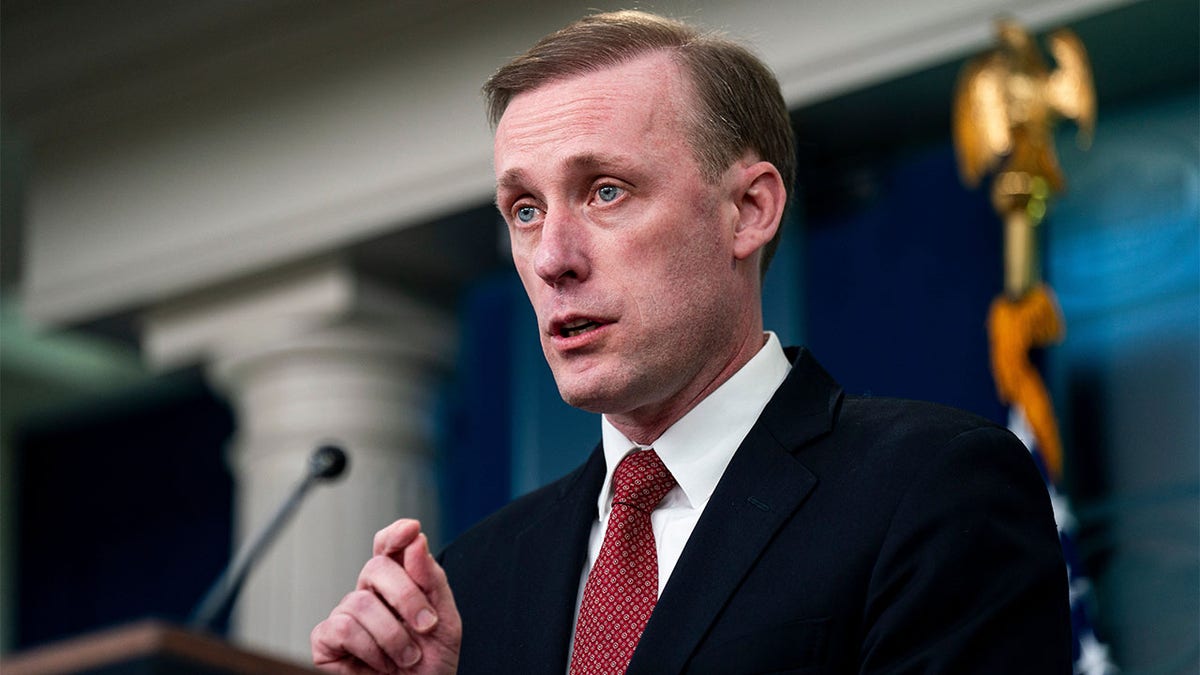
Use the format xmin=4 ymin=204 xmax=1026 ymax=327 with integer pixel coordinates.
xmin=572 ymin=332 xmax=792 ymax=622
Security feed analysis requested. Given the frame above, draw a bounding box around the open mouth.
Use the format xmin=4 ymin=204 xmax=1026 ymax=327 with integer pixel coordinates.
xmin=559 ymin=319 xmax=603 ymax=338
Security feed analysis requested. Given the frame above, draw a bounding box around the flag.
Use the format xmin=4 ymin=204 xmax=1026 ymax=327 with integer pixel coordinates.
xmin=1010 ymin=407 xmax=1118 ymax=675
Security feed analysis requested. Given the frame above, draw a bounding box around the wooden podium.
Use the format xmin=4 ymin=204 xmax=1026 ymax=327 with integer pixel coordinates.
xmin=2 ymin=620 xmax=318 ymax=675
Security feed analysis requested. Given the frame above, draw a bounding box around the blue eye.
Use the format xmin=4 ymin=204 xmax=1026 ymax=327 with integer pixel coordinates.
xmin=597 ymin=185 xmax=622 ymax=202
xmin=516 ymin=206 xmax=538 ymax=223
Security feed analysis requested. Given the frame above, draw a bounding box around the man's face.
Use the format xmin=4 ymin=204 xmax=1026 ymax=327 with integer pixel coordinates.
xmin=493 ymin=53 xmax=757 ymax=429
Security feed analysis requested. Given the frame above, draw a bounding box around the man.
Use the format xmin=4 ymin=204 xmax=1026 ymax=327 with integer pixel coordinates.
xmin=311 ymin=10 xmax=1071 ymax=674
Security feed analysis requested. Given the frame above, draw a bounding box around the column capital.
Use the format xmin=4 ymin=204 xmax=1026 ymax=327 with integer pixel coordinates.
xmin=142 ymin=256 xmax=453 ymax=373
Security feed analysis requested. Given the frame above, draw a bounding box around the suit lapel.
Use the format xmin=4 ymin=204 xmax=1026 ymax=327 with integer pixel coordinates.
xmin=627 ymin=348 xmax=844 ymax=674
xmin=507 ymin=446 xmax=605 ymax=673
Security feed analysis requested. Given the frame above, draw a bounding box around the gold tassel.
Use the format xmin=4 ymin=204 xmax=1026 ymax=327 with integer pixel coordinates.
xmin=987 ymin=284 xmax=1066 ymax=481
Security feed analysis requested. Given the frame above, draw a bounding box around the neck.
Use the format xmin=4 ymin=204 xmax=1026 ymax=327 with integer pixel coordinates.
xmin=606 ymin=329 xmax=767 ymax=445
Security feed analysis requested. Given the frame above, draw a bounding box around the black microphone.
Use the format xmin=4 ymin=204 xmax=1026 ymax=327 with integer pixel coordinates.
xmin=189 ymin=444 xmax=349 ymax=632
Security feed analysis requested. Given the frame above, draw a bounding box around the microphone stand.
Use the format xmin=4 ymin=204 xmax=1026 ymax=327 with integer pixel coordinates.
xmin=189 ymin=444 xmax=348 ymax=632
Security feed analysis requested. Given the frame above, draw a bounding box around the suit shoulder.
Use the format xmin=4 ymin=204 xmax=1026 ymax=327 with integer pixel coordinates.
xmin=838 ymin=395 xmax=1013 ymax=449
xmin=810 ymin=395 xmax=1034 ymax=486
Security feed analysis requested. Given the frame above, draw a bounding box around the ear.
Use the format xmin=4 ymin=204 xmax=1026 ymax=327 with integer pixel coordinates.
xmin=731 ymin=161 xmax=786 ymax=263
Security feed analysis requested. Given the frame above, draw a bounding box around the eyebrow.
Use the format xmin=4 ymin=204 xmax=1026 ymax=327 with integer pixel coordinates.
xmin=568 ymin=153 xmax=625 ymax=172
xmin=495 ymin=168 xmax=530 ymax=193
xmin=495 ymin=153 xmax=636 ymax=194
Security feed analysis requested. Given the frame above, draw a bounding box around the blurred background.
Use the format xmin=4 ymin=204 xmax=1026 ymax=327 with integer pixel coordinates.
xmin=1 ymin=0 xmax=1196 ymax=671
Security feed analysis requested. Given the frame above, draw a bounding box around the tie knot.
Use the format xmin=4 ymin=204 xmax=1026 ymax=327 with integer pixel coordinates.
xmin=611 ymin=449 xmax=676 ymax=513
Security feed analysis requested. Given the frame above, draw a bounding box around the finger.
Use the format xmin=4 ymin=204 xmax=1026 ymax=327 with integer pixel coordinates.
xmin=373 ymin=519 xmax=422 ymax=557
xmin=311 ymin=611 xmax=395 ymax=674
xmin=313 ymin=654 xmax=380 ymax=675
xmin=403 ymin=534 xmax=449 ymax=595
xmin=404 ymin=534 xmax=459 ymax=620
xmin=358 ymin=555 xmax=440 ymax=635
xmin=340 ymin=588 xmax=423 ymax=669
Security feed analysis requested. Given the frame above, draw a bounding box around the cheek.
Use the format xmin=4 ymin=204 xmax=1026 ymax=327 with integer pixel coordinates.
xmin=623 ymin=199 xmax=723 ymax=264
xmin=659 ymin=218 xmax=736 ymax=312
xmin=508 ymin=230 xmax=533 ymax=267
xmin=616 ymin=223 xmax=728 ymax=319
xmin=512 ymin=255 xmax=548 ymax=317
xmin=657 ymin=220 xmax=729 ymax=282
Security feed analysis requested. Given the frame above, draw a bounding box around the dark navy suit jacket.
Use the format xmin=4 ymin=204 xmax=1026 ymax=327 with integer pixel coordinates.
xmin=440 ymin=348 xmax=1072 ymax=673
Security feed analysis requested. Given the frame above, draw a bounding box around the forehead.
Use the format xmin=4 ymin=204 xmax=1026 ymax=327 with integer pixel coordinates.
xmin=492 ymin=52 xmax=694 ymax=174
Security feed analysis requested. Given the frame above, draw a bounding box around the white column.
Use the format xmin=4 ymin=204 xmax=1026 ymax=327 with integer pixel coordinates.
xmin=143 ymin=258 xmax=453 ymax=663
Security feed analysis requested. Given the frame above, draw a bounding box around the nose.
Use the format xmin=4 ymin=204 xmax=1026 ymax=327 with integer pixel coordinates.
xmin=532 ymin=208 xmax=589 ymax=286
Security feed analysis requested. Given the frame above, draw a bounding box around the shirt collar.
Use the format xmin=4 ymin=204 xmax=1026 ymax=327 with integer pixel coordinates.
xmin=598 ymin=332 xmax=792 ymax=517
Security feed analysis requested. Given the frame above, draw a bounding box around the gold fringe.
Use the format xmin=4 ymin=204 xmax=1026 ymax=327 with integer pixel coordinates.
xmin=987 ymin=284 xmax=1066 ymax=481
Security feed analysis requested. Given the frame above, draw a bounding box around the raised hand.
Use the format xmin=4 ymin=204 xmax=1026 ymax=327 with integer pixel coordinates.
xmin=311 ymin=520 xmax=461 ymax=674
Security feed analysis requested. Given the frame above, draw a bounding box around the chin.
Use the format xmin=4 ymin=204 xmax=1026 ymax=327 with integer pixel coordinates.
xmin=552 ymin=369 xmax=633 ymax=414
xmin=554 ymin=383 xmax=615 ymax=414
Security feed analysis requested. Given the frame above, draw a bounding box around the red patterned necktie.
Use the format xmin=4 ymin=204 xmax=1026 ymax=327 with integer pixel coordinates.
xmin=570 ymin=449 xmax=677 ymax=675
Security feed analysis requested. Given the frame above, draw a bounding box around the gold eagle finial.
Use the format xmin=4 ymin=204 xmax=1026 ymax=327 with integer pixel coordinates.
xmin=953 ymin=18 xmax=1095 ymax=192
xmin=953 ymin=18 xmax=1095 ymax=299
